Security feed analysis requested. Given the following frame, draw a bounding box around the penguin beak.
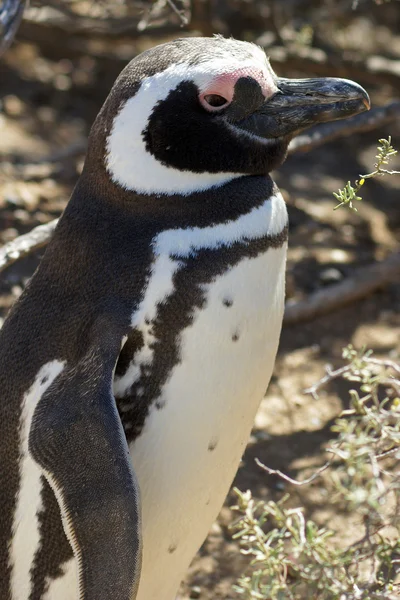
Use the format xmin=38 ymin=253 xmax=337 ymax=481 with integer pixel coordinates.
xmin=235 ymin=77 xmax=370 ymax=139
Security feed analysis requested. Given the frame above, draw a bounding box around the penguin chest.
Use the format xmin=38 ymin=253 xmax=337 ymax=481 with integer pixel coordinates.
xmin=129 ymin=243 xmax=287 ymax=600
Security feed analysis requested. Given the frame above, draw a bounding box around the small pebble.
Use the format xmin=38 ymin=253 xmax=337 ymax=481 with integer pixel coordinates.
xmin=3 ymin=95 xmax=24 ymax=116
xmin=13 ymin=209 xmax=30 ymax=223
xmin=252 ymin=430 xmax=271 ymax=442
xmin=5 ymin=196 xmax=24 ymax=207
xmin=190 ymin=586 xmax=201 ymax=599
xmin=54 ymin=74 xmax=72 ymax=91
xmin=5 ymin=273 xmax=22 ymax=285
xmin=319 ymin=267 xmax=343 ymax=285
xmin=2 ymin=228 xmax=18 ymax=242
xmin=11 ymin=286 xmax=23 ymax=298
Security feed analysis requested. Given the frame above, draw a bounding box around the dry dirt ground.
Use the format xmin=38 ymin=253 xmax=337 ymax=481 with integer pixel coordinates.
xmin=1 ymin=42 xmax=399 ymax=600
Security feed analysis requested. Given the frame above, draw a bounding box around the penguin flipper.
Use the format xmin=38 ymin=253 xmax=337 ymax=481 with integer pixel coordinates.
xmin=29 ymin=352 xmax=142 ymax=600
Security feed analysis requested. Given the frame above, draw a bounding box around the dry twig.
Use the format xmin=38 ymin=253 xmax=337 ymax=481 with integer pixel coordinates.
xmin=255 ymin=457 xmax=331 ymax=486
xmin=268 ymin=45 xmax=400 ymax=91
xmin=0 ymin=220 xmax=58 ymax=274
xmin=21 ymin=0 xmax=189 ymax=36
xmin=283 ymin=251 xmax=400 ymax=326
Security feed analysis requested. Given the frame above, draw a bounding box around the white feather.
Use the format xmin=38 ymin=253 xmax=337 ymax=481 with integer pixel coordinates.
xmin=10 ymin=360 xmax=65 ymax=600
xmin=43 ymin=559 xmax=77 ymax=600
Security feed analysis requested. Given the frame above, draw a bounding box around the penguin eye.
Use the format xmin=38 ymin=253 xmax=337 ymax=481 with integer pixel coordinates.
xmin=202 ymin=94 xmax=229 ymax=110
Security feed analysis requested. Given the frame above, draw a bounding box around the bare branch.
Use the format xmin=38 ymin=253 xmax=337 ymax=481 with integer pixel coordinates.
xmin=16 ymin=21 xmax=184 ymax=59
xmin=268 ymin=45 xmax=400 ymax=90
xmin=375 ymin=447 xmax=400 ymax=461
xmin=365 ymin=357 xmax=400 ymax=377
xmin=165 ymin=0 xmax=189 ymax=25
xmin=21 ymin=1 xmax=190 ymax=36
xmin=304 ymin=355 xmax=400 ymax=399
xmin=288 ymin=102 xmax=400 ymax=155
xmin=22 ymin=5 xmax=143 ymax=35
xmin=303 ymin=365 xmax=353 ymax=399
xmin=33 ymin=140 xmax=87 ymax=165
xmin=0 ymin=140 xmax=87 ymax=181
xmin=283 ymin=251 xmax=400 ymax=326
xmin=378 ymin=169 xmax=400 ymax=176
xmin=255 ymin=457 xmax=331 ymax=486
xmin=0 ymin=219 xmax=58 ymax=274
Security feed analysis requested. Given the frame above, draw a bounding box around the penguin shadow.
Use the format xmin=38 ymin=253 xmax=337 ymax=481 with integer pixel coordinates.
xmin=235 ymin=422 xmax=336 ymax=504
xmin=229 ymin=271 xmax=399 ymax=525
xmin=231 ymin=358 xmax=350 ymax=510
xmin=231 ymin=377 xmax=351 ymax=523
xmin=232 ymin=334 xmax=397 ymax=526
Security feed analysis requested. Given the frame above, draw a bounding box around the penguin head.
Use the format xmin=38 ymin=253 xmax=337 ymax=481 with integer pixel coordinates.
xmin=86 ymin=36 xmax=369 ymax=196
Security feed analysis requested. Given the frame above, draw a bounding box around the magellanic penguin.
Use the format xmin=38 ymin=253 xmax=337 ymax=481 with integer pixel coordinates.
xmin=0 ymin=36 xmax=369 ymax=600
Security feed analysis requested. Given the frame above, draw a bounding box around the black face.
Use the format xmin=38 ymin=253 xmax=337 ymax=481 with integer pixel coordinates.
xmin=89 ymin=37 xmax=370 ymax=181
xmin=142 ymin=71 xmax=369 ymax=177
xmin=143 ymin=77 xmax=293 ymax=176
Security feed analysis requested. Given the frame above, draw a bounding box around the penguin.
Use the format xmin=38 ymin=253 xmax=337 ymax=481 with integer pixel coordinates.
xmin=0 ymin=36 xmax=369 ymax=600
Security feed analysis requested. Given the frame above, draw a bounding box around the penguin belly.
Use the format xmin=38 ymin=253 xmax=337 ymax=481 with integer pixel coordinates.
xmin=132 ymin=243 xmax=287 ymax=600
xmin=24 ymin=243 xmax=286 ymax=600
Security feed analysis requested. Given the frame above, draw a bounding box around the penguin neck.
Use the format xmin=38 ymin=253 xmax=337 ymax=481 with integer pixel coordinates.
xmin=66 ymin=170 xmax=278 ymax=237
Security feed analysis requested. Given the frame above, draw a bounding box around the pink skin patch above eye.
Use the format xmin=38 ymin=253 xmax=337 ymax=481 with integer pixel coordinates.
xmin=199 ymin=66 xmax=277 ymax=112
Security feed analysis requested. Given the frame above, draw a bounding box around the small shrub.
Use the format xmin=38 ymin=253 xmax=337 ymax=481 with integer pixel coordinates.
xmin=231 ymin=347 xmax=400 ymax=600
xmin=333 ymin=137 xmax=399 ymax=211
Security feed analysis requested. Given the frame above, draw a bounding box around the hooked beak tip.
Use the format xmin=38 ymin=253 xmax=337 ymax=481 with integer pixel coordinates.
xmin=362 ymin=96 xmax=371 ymax=111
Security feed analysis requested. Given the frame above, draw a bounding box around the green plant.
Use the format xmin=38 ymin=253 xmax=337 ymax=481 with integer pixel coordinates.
xmin=231 ymin=347 xmax=400 ymax=599
xmin=333 ymin=137 xmax=399 ymax=211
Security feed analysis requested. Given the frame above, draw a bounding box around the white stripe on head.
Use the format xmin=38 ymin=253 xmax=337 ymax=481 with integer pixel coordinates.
xmin=106 ymin=49 xmax=276 ymax=197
